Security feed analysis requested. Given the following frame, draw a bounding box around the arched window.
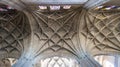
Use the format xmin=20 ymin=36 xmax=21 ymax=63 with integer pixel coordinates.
xmin=94 ymin=55 xmax=115 ymax=67
xmin=34 ymin=57 xmax=79 ymax=67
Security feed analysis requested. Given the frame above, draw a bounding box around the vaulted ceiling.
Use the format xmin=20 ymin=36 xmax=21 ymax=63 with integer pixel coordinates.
xmin=0 ymin=0 xmax=120 ymax=67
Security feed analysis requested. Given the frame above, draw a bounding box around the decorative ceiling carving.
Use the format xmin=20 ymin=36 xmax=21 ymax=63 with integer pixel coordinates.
xmin=0 ymin=58 xmax=11 ymax=67
xmin=32 ymin=8 xmax=81 ymax=57
xmin=12 ymin=8 xmax=101 ymax=67
xmin=0 ymin=0 xmax=120 ymax=67
xmin=0 ymin=11 xmax=30 ymax=59
xmin=81 ymin=11 xmax=120 ymax=56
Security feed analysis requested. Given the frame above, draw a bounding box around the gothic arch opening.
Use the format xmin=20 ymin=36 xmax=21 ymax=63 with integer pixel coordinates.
xmin=94 ymin=55 xmax=120 ymax=67
xmin=34 ymin=56 xmax=79 ymax=67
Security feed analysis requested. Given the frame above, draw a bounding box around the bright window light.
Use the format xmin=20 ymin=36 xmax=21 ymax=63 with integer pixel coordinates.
xmin=50 ymin=6 xmax=60 ymax=10
xmin=7 ymin=6 xmax=14 ymax=9
xmin=94 ymin=55 xmax=115 ymax=67
xmin=8 ymin=58 xmax=17 ymax=66
xmin=104 ymin=61 xmax=114 ymax=67
xmin=105 ymin=7 xmax=111 ymax=10
xmin=0 ymin=8 xmax=7 ymax=11
xmin=34 ymin=57 xmax=79 ymax=67
xmin=63 ymin=5 xmax=71 ymax=9
xmin=39 ymin=6 xmax=47 ymax=10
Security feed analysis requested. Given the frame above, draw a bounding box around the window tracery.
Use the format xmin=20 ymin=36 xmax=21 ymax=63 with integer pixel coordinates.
xmin=34 ymin=57 xmax=79 ymax=67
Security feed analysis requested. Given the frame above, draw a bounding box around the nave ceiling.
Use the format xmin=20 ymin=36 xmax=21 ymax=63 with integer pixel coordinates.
xmin=0 ymin=0 xmax=120 ymax=67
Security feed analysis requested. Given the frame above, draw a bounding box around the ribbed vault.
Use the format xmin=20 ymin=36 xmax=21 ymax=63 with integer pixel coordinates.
xmin=0 ymin=10 xmax=30 ymax=59
xmin=0 ymin=0 xmax=120 ymax=67
xmin=83 ymin=11 xmax=120 ymax=56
